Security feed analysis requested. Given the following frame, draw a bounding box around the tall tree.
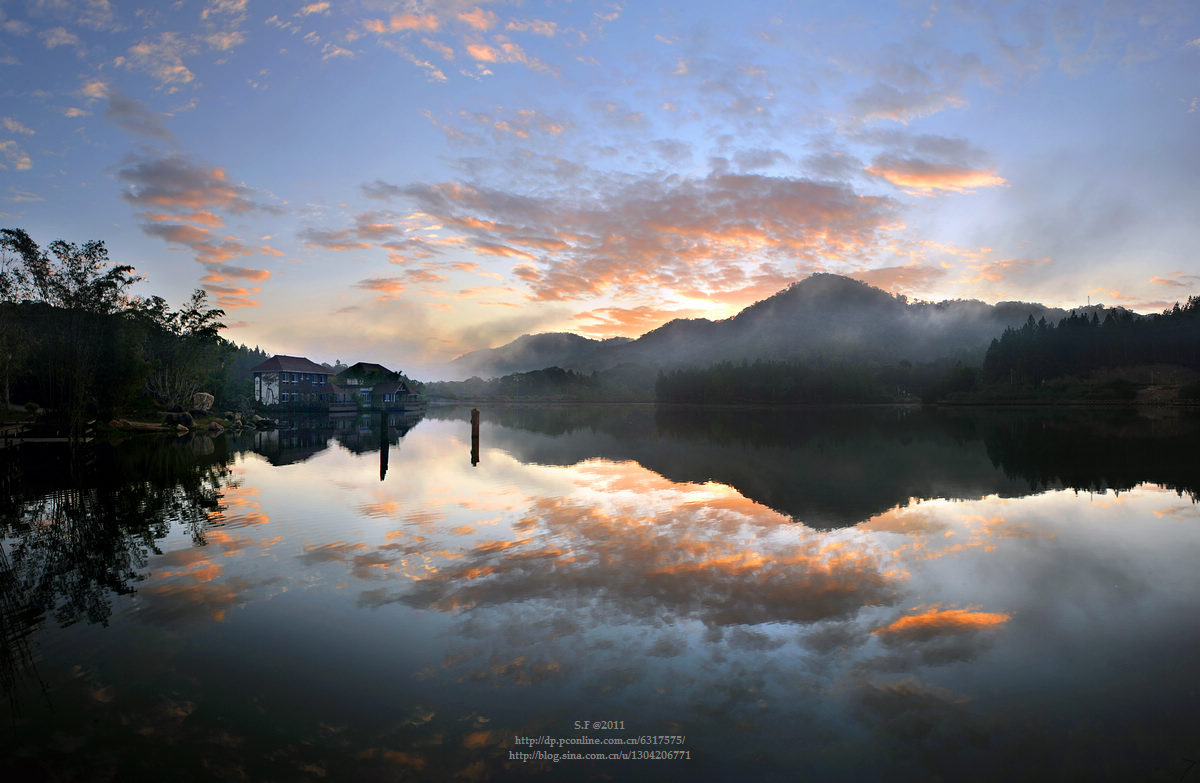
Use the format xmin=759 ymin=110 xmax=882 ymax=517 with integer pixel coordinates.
xmin=0 ymin=229 xmax=140 ymax=441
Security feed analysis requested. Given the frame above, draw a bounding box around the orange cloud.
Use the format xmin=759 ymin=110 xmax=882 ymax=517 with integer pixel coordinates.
xmin=963 ymin=256 xmax=1049 ymax=284
xmin=457 ymin=7 xmax=497 ymax=31
xmin=400 ymin=171 xmax=897 ymax=306
xmin=873 ymin=606 xmax=1010 ymax=642
xmin=573 ymin=305 xmax=707 ymax=337
xmin=849 ymin=263 xmax=947 ymax=295
xmin=466 ymin=43 xmax=499 ymax=62
xmin=368 ymin=13 xmax=440 ymax=33
xmin=866 ymin=157 xmax=1006 ymax=195
xmin=356 ymin=276 xmax=407 ymax=303
xmin=141 ymin=210 xmax=224 ymax=227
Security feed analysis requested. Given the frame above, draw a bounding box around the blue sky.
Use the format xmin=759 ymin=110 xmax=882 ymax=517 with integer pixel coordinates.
xmin=2 ymin=0 xmax=1198 ymax=376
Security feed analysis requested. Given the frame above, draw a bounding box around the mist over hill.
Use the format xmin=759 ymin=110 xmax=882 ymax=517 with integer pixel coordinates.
xmin=445 ymin=274 xmax=1127 ymax=380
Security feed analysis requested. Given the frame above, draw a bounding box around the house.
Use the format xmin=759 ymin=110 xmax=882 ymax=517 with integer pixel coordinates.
xmin=251 ymin=355 xmax=423 ymax=411
xmin=335 ymin=362 xmax=422 ymax=410
xmin=250 ymin=355 xmax=332 ymax=406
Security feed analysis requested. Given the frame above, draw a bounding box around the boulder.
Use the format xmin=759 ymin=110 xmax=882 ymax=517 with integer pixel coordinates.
xmin=164 ymin=411 xmax=194 ymax=428
xmin=193 ymin=392 xmax=215 ymax=412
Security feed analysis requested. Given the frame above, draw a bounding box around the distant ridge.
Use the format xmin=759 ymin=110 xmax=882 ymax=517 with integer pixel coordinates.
xmin=445 ymin=274 xmax=1133 ymax=379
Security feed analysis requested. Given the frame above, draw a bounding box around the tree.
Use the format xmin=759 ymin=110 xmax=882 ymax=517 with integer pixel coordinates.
xmin=136 ymin=289 xmax=228 ymax=411
xmin=0 ymin=229 xmax=140 ymax=441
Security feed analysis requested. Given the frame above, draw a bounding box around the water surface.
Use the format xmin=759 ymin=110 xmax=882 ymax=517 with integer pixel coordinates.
xmin=3 ymin=406 xmax=1199 ymax=781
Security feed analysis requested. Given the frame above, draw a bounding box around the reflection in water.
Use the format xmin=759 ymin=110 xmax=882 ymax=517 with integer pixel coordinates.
xmin=429 ymin=405 xmax=1200 ymax=526
xmin=2 ymin=406 xmax=1199 ymax=780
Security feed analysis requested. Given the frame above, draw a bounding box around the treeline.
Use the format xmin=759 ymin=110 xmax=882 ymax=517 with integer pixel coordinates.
xmin=425 ymin=364 xmax=654 ymax=401
xmin=982 ymin=301 xmax=1200 ymax=385
xmin=655 ymin=358 xmax=958 ymax=404
xmin=0 ymin=228 xmax=263 ymax=438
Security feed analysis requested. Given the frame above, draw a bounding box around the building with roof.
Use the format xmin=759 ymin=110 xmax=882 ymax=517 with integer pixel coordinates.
xmin=250 ymin=355 xmax=423 ymax=411
xmin=250 ymin=355 xmax=332 ymax=406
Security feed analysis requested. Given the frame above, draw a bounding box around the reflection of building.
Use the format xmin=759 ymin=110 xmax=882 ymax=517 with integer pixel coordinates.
xmin=240 ymin=411 xmax=426 ymax=466
xmin=250 ymin=355 xmax=424 ymax=411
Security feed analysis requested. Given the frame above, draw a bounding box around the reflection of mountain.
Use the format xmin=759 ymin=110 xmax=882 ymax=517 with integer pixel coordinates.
xmin=429 ymin=405 xmax=1200 ymax=527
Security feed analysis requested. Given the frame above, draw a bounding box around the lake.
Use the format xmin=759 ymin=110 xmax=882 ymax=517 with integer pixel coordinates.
xmin=3 ymin=405 xmax=1200 ymax=781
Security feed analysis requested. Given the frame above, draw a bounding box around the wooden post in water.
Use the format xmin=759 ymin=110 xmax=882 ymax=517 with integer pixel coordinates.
xmin=470 ymin=408 xmax=480 ymax=467
xmin=379 ymin=411 xmax=389 ymax=481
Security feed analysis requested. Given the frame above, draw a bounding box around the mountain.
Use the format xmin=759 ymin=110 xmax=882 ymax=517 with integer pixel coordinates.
xmin=444 ymin=274 xmax=1132 ymax=379
xmin=449 ymin=333 xmax=631 ymax=378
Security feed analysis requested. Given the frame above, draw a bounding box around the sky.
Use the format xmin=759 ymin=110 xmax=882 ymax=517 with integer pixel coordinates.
xmin=1 ymin=0 xmax=1198 ymax=377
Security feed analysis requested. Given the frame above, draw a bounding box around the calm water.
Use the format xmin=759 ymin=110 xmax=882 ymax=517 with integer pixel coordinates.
xmin=3 ymin=406 xmax=1200 ymax=781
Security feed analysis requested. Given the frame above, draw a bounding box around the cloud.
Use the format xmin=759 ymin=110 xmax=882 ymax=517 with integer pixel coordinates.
xmin=117 ymin=32 xmax=195 ymax=89
xmin=300 ymin=210 xmax=431 ymax=252
xmin=204 ymin=31 xmax=245 ymax=51
xmin=39 ymin=26 xmax=79 ymax=49
xmin=464 ymin=39 xmax=552 ymax=73
xmin=297 ymin=2 xmax=330 ymax=15
xmin=399 ymin=170 xmax=897 ymax=305
xmin=142 ymin=222 xmax=256 ymax=266
xmin=104 ymin=88 xmax=173 ymax=139
xmin=866 ymin=156 xmax=1006 ymax=195
xmin=364 ymin=13 xmax=440 ymax=34
xmin=2 ymin=117 xmax=34 ymax=135
xmin=3 ymin=19 xmax=32 ymax=36
xmin=507 ymin=19 xmax=557 ymax=37
xmin=355 ymin=276 xmax=408 ymax=303
xmin=962 ymin=256 xmax=1049 ymax=285
xmin=200 ymin=282 xmax=261 ymax=309
xmin=355 ymin=266 xmax=449 ymax=304
xmin=118 ymin=152 xmax=276 ymax=303
xmin=118 ymin=153 xmax=267 ymax=214
xmin=872 ymin=606 xmax=1009 ymax=643
xmin=848 ymin=83 xmax=967 ymax=124
xmin=457 ymin=8 xmax=497 ymax=32
xmin=849 ymin=263 xmax=948 ymax=295
xmin=572 ymin=305 xmax=707 ymax=337
xmin=201 ymin=263 xmax=270 ymax=282
xmin=5 ymin=187 xmax=43 ymax=202
xmin=0 ymin=140 xmax=32 ymax=170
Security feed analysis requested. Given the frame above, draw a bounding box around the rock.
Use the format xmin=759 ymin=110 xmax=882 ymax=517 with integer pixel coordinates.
xmin=164 ymin=411 xmax=194 ymax=428
xmin=193 ymin=392 xmax=215 ymax=412
xmin=189 ymin=409 xmax=207 ymax=419
xmin=175 ymin=423 xmax=189 ymax=434
xmin=207 ymin=420 xmax=224 ymax=433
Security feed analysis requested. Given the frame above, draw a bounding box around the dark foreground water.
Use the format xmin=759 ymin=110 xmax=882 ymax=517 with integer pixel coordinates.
xmin=2 ymin=405 xmax=1199 ymax=781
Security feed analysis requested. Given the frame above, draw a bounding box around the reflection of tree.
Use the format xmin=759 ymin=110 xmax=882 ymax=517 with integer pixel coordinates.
xmin=979 ymin=409 xmax=1200 ymax=499
xmin=429 ymin=405 xmax=1200 ymax=527
xmin=0 ymin=436 xmax=233 ymax=701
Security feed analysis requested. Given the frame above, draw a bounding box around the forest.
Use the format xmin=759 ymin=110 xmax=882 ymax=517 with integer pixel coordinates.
xmin=0 ymin=228 xmax=267 ymax=440
xmin=922 ymin=299 xmax=1200 ymax=403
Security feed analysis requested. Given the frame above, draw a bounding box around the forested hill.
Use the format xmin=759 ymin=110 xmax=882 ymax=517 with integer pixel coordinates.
xmin=446 ymin=274 xmax=1108 ymax=379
